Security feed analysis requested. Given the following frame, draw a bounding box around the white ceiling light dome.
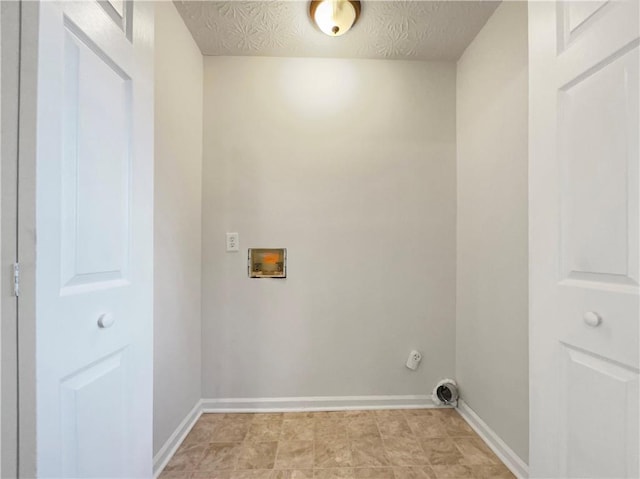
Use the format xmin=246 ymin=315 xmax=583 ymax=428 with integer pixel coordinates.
xmin=310 ymin=0 xmax=362 ymax=37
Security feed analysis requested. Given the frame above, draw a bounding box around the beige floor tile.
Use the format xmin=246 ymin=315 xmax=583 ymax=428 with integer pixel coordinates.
xmin=315 ymin=439 xmax=353 ymax=468
xmin=271 ymin=469 xmax=314 ymax=479
xmin=382 ymin=437 xmax=429 ymax=466
xmin=200 ymin=414 xmax=227 ymax=423
xmin=402 ymin=410 xmax=439 ymax=418
xmin=419 ymin=439 xmax=463 ymax=466
xmin=342 ymin=411 xmax=373 ymax=419
xmin=373 ymin=410 xmax=405 ymax=420
xmin=246 ymin=422 xmax=283 ymax=443
xmin=431 ymin=464 xmax=516 ymax=479
xmin=314 ymin=411 xmax=349 ymax=419
xmin=283 ymin=412 xmax=316 ymax=419
xmin=225 ymin=414 xmax=256 ymax=423
xmin=405 ymin=417 xmax=447 ymax=440
xmin=198 ymin=412 xmax=227 ymax=422
xmin=313 ymin=469 xmax=355 ymax=479
xmin=160 ymin=409 xmax=514 ymax=479
xmin=354 ymin=468 xmax=395 ymax=479
xmin=281 ymin=419 xmax=314 ymax=441
xmin=231 ymin=471 xmax=275 ymax=479
xmin=350 ymin=438 xmax=389 ymax=467
xmin=454 ymin=438 xmax=499 ymax=466
xmin=430 ymin=464 xmax=514 ymax=479
xmin=165 ymin=444 xmax=208 ymax=472
xmin=183 ymin=422 xmax=216 ymax=447
xmin=313 ymin=469 xmax=393 ymax=479
xmin=346 ymin=419 xmax=380 ymax=440
xmin=159 ymin=470 xmax=194 ymax=479
xmin=439 ymin=415 xmax=474 ymax=438
xmin=432 ymin=410 xmax=458 ymax=418
xmin=193 ymin=473 xmax=268 ymax=479
xmin=376 ymin=419 xmax=413 ymax=440
xmin=237 ymin=442 xmax=279 ymax=470
xmin=314 ymin=420 xmax=348 ymax=440
xmin=191 ymin=472 xmax=233 ymax=479
xmin=429 ymin=465 xmax=478 ymax=479
xmin=391 ymin=467 xmax=436 ymax=479
xmin=275 ymin=441 xmax=315 ymax=469
xmin=477 ymin=465 xmax=516 ymax=478
xmin=211 ymin=421 xmax=251 ymax=442
xmin=313 ymin=416 xmax=345 ymax=424
xmin=252 ymin=414 xmax=284 ymax=423
xmin=478 ymin=464 xmax=516 ymax=479
xmin=198 ymin=443 xmax=243 ymax=471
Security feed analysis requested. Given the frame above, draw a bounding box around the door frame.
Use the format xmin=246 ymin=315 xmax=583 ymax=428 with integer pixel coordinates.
xmin=17 ymin=1 xmax=41 ymax=477
xmin=8 ymin=1 xmax=40 ymax=477
xmin=2 ymin=2 xmax=41 ymax=474
xmin=1 ymin=1 xmax=20 ymax=477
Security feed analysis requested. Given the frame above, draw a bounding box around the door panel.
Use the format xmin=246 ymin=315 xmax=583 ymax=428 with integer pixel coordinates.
xmin=561 ymin=345 xmax=639 ymax=478
xmin=559 ymin=46 xmax=639 ymax=285
xmin=98 ymin=0 xmax=133 ymax=40
xmin=60 ymin=349 xmax=128 ymax=477
xmin=61 ymin=21 xmax=131 ymax=292
xmin=565 ymin=1 xmax=609 ymax=36
xmin=529 ymin=0 xmax=639 ymax=477
xmin=34 ymin=1 xmax=153 ymax=477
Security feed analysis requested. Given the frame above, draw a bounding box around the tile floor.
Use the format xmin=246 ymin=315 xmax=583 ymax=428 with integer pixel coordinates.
xmin=159 ymin=409 xmax=515 ymax=479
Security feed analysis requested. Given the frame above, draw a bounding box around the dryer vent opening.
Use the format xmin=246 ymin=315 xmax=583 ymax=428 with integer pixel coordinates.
xmin=432 ymin=379 xmax=459 ymax=406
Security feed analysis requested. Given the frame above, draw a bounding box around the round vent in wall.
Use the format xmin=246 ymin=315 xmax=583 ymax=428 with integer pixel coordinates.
xmin=432 ymin=378 xmax=459 ymax=406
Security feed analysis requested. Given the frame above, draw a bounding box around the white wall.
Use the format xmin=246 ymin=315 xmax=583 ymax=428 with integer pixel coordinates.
xmin=456 ymin=2 xmax=529 ymax=463
xmin=154 ymin=1 xmax=203 ymax=454
xmin=202 ymin=56 xmax=456 ymax=400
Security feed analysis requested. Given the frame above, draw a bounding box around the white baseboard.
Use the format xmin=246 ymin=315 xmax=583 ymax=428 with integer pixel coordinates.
xmin=153 ymin=400 xmax=203 ymax=479
xmin=201 ymin=394 xmax=436 ymax=412
xmin=456 ymin=399 xmax=529 ymax=479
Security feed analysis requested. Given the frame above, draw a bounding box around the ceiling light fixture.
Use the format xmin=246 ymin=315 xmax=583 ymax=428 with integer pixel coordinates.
xmin=310 ymin=0 xmax=361 ymax=37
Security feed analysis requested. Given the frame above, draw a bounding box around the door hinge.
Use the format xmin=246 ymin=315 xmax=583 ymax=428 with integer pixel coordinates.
xmin=13 ymin=263 xmax=20 ymax=297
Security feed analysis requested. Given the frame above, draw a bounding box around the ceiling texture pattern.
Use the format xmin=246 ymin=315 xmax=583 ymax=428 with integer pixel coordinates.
xmin=174 ymin=1 xmax=500 ymax=61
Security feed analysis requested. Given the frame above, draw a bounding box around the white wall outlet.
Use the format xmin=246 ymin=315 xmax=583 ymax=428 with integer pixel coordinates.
xmin=226 ymin=232 xmax=239 ymax=252
xmin=406 ymin=350 xmax=422 ymax=370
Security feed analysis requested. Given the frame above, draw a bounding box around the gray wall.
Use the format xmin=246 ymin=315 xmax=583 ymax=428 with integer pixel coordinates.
xmin=201 ymin=56 xmax=457 ymax=399
xmin=153 ymin=1 xmax=203 ymax=455
xmin=455 ymin=2 xmax=529 ymax=463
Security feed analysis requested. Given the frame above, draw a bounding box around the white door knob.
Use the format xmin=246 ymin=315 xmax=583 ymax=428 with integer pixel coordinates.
xmin=97 ymin=313 xmax=115 ymax=329
xmin=583 ymin=311 xmax=602 ymax=327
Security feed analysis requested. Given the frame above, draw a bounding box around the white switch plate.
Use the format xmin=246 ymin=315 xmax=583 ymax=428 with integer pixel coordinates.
xmin=226 ymin=232 xmax=239 ymax=252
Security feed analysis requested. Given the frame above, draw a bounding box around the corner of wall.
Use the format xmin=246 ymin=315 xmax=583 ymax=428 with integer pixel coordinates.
xmin=454 ymin=0 xmax=529 ymax=465
xmin=153 ymin=0 xmax=205 ymax=457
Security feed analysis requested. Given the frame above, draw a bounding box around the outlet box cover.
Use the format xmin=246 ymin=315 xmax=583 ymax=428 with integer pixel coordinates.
xmin=248 ymin=248 xmax=286 ymax=278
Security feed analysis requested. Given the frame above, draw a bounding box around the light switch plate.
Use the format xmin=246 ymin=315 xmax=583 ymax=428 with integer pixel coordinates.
xmin=226 ymin=232 xmax=239 ymax=252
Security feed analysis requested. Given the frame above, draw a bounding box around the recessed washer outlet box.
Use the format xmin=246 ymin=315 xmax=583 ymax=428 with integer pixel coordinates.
xmin=248 ymin=248 xmax=287 ymax=278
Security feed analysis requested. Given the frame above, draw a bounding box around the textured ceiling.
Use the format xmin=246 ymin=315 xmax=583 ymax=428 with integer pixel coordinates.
xmin=174 ymin=1 xmax=500 ymax=61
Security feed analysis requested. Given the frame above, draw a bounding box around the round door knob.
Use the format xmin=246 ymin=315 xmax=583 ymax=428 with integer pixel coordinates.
xmin=97 ymin=313 xmax=115 ymax=329
xmin=583 ymin=311 xmax=602 ymax=327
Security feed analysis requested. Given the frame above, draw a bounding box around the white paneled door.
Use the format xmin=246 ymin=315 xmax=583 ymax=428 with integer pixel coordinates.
xmin=529 ymin=1 xmax=639 ymax=478
xmin=34 ymin=1 xmax=153 ymax=477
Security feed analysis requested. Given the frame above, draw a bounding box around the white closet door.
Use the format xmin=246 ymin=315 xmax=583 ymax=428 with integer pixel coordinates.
xmin=34 ymin=1 xmax=153 ymax=477
xmin=529 ymin=1 xmax=639 ymax=477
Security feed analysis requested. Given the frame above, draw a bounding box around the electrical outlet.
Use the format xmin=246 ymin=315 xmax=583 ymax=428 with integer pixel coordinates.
xmin=406 ymin=350 xmax=422 ymax=370
xmin=226 ymin=232 xmax=239 ymax=252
